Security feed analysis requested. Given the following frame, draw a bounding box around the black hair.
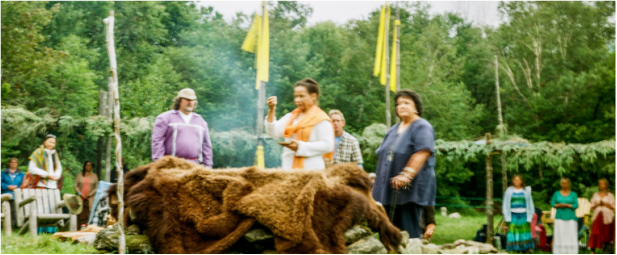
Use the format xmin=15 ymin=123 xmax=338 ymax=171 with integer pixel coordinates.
xmin=394 ymin=89 xmax=423 ymax=116
xmin=82 ymin=161 xmax=93 ymax=176
xmin=295 ymin=78 xmax=320 ymax=98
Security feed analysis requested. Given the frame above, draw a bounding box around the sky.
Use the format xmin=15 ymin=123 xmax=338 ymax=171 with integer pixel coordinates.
xmin=195 ymin=1 xmax=504 ymax=27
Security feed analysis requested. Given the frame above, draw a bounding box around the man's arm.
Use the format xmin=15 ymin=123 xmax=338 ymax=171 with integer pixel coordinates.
xmin=151 ymin=114 xmax=169 ymax=162
xmin=202 ymin=122 xmax=213 ymax=168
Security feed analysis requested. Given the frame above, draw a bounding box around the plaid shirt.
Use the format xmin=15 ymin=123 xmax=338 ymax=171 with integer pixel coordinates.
xmin=333 ymin=131 xmax=363 ymax=165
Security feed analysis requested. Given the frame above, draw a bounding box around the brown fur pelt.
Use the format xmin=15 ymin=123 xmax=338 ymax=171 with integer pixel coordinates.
xmin=108 ymin=156 xmax=401 ymax=254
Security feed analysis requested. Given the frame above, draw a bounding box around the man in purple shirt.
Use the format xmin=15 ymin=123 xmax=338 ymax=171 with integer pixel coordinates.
xmin=152 ymin=88 xmax=213 ymax=168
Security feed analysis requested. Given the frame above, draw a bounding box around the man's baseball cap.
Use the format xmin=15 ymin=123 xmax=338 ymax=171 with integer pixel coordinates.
xmin=177 ymin=88 xmax=197 ymax=100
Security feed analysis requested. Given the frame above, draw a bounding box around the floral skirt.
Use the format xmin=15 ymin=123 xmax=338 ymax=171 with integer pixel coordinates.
xmin=506 ymin=212 xmax=535 ymax=252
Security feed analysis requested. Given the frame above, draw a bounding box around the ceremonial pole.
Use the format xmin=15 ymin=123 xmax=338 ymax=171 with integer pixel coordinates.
xmin=104 ymin=11 xmax=126 ymax=254
xmin=255 ymin=1 xmax=267 ymax=168
xmin=384 ymin=4 xmax=391 ymax=128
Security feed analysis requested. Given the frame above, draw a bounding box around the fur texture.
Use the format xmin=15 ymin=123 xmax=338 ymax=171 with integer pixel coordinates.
xmin=108 ymin=157 xmax=401 ymax=254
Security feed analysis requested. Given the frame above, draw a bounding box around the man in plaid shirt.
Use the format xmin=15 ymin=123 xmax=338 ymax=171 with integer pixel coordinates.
xmin=329 ymin=110 xmax=363 ymax=168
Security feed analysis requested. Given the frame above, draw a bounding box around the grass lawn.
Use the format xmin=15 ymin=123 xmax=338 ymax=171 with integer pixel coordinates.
xmin=3 ymin=215 xmax=502 ymax=253
xmin=1 ymin=232 xmax=100 ymax=254
xmin=430 ymin=213 xmax=503 ymax=245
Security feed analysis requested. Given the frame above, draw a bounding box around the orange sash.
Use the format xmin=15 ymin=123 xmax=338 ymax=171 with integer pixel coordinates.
xmin=283 ymin=105 xmax=334 ymax=169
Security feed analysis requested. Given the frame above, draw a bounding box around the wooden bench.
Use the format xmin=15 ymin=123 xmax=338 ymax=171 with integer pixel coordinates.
xmin=13 ymin=188 xmax=77 ymax=236
xmin=1 ymin=193 xmax=13 ymax=236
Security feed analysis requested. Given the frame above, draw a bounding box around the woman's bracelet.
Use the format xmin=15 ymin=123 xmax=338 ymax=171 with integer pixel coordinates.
xmin=399 ymin=172 xmax=413 ymax=181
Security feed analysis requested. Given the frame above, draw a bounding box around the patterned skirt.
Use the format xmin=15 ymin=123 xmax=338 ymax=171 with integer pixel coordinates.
xmin=506 ymin=212 xmax=535 ymax=252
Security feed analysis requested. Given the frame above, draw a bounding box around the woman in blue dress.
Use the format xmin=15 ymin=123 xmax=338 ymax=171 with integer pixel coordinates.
xmin=372 ymin=89 xmax=436 ymax=238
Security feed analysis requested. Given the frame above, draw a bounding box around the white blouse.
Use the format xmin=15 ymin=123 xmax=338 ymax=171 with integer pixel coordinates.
xmin=266 ymin=112 xmax=334 ymax=170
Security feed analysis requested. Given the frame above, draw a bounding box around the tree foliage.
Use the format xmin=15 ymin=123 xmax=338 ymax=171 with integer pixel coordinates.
xmin=1 ymin=1 xmax=614 ymax=204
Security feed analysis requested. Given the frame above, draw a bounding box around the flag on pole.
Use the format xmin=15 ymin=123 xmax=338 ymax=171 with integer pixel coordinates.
xmin=373 ymin=3 xmax=391 ymax=86
xmin=389 ymin=19 xmax=400 ymax=92
xmin=241 ymin=2 xmax=269 ymax=90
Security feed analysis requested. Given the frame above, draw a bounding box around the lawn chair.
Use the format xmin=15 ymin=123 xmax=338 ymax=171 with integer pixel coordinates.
xmin=13 ymin=188 xmax=80 ymax=236
xmin=1 ymin=193 xmax=13 ymax=236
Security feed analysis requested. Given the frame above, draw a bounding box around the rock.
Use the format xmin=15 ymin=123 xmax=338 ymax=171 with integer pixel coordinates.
xmin=244 ymin=229 xmax=274 ymax=243
xmin=344 ymin=225 xmax=373 ymax=244
xmin=93 ymin=223 xmax=153 ymax=254
xmin=464 ymin=247 xmax=480 ymax=254
xmin=126 ymin=224 xmax=141 ymax=235
xmin=448 ymin=212 xmax=461 ymax=218
xmin=347 ymin=235 xmax=387 ymax=254
xmin=421 ymin=238 xmax=430 ymax=245
xmin=399 ymin=238 xmax=422 ymax=254
xmin=399 ymin=231 xmax=410 ymax=246
xmin=94 ymin=224 xmax=120 ymax=251
xmin=421 ymin=243 xmax=443 ymax=254
xmin=463 ymin=240 xmax=498 ymax=254
xmin=76 ymin=233 xmax=97 ymax=246
xmin=442 ymin=247 xmax=469 ymax=254
xmin=456 ymin=244 xmax=466 ymax=250
xmin=126 ymin=235 xmax=154 ymax=254
xmin=454 ymin=239 xmax=466 ymax=246
xmin=440 ymin=207 xmax=447 ymax=216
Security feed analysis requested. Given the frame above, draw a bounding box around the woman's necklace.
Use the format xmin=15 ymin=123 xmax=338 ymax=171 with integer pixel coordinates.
xmin=388 ymin=116 xmax=421 ymax=161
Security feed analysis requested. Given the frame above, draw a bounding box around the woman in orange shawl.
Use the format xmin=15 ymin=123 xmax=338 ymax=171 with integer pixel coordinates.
xmin=265 ymin=78 xmax=334 ymax=170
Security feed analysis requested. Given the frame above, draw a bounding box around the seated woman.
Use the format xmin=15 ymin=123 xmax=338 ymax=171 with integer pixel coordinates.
xmin=1 ymin=158 xmax=25 ymax=228
xmin=265 ymin=78 xmax=334 ymax=171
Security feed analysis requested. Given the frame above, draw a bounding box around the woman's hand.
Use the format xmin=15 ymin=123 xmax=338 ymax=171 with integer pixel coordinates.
xmin=267 ymin=96 xmax=277 ymax=110
xmin=48 ymin=175 xmax=58 ymax=181
xmin=390 ymin=175 xmax=411 ymax=190
xmin=283 ymin=140 xmax=299 ymax=151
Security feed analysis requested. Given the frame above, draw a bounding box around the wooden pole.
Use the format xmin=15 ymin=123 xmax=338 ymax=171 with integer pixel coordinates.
xmin=395 ymin=3 xmax=400 ymax=92
xmin=384 ymin=4 xmax=391 ymax=128
xmin=485 ymin=133 xmax=494 ymax=245
xmin=254 ymin=2 xmax=267 ymax=168
xmin=105 ymin=78 xmax=113 ymax=182
xmin=96 ymin=92 xmax=107 ymax=177
xmin=495 ymin=56 xmax=507 ymax=192
xmin=104 ymin=10 xmax=125 ymax=254
xmin=394 ymin=2 xmax=401 ymax=124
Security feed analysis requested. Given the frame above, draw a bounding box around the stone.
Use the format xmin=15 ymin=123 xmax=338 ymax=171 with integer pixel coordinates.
xmin=399 ymin=231 xmax=410 ymax=246
xmin=454 ymin=239 xmax=466 ymax=246
xmin=399 ymin=238 xmax=422 ymax=254
xmin=93 ymin=223 xmax=153 ymax=254
xmin=76 ymin=233 xmax=97 ymax=246
xmin=244 ymin=229 xmax=274 ymax=243
xmin=440 ymin=207 xmax=447 ymax=216
xmin=464 ymin=247 xmax=480 ymax=254
xmin=347 ymin=235 xmax=387 ymax=254
xmin=448 ymin=212 xmax=461 ymax=218
xmin=421 ymin=243 xmax=443 ymax=254
xmin=442 ymin=247 xmax=469 ymax=254
xmin=344 ymin=225 xmax=373 ymax=244
xmin=463 ymin=240 xmax=498 ymax=254
xmin=126 ymin=224 xmax=141 ymax=235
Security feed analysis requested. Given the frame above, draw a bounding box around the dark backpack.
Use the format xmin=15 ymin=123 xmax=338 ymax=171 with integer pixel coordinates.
xmin=474 ymin=224 xmax=488 ymax=242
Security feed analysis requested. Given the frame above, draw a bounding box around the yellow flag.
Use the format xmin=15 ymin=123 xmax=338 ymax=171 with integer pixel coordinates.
xmin=241 ymin=4 xmax=269 ymax=90
xmin=379 ymin=5 xmax=390 ymax=85
xmin=241 ymin=15 xmax=261 ymax=53
xmin=256 ymin=7 xmax=269 ymax=90
xmin=389 ymin=19 xmax=400 ymax=92
xmin=373 ymin=6 xmax=385 ymax=76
